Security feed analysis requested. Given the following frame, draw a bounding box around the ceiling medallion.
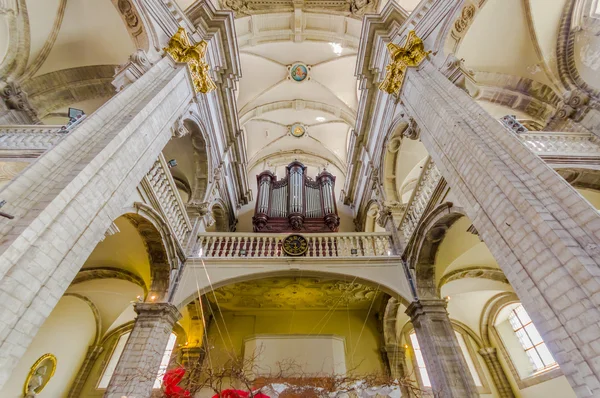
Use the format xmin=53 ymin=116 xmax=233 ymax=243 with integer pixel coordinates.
xmin=282 ymin=234 xmax=309 ymax=256
xmin=288 ymin=62 xmax=310 ymax=82
xmin=289 ymin=123 xmax=307 ymax=138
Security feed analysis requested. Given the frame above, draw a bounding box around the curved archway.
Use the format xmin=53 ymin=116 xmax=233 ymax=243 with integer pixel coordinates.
xmin=406 ymin=203 xmax=468 ymax=298
xmin=121 ymin=211 xmax=174 ymax=301
xmin=173 ymin=265 xmax=413 ymax=311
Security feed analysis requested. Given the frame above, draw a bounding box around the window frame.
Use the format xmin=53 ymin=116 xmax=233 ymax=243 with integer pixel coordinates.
xmin=493 ymin=302 xmax=564 ymax=389
xmin=508 ymin=305 xmax=557 ymax=374
xmin=97 ymin=330 xmax=132 ymax=389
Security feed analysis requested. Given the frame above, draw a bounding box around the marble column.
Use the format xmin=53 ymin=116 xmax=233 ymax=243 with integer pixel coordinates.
xmin=406 ymin=299 xmax=478 ymax=398
xmin=401 ymin=61 xmax=600 ymax=396
xmin=478 ymin=347 xmax=515 ymax=398
xmin=67 ymin=345 xmax=104 ymax=398
xmin=105 ymin=302 xmax=181 ymax=398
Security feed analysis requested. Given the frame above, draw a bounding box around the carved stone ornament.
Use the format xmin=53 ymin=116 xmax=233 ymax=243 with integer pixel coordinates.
xmin=402 ymin=117 xmax=420 ymax=140
xmin=172 ymin=116 xmax=190 ymax=138
xmin=453 ymin=4 xmax=476 ymax=33
xmin=0 ymin=80 xmax=38 ymax=121
xmin=163 ymin=27 xmax=216 ymax=94
xmin=350 ymin=0 xmax=375 ymax=17
xmin=117 ymin=0 xmax=140 ymax=31
xmin=379 ymin=31 xmax=430 ymax=96
xmin=220 ymin=0 xmax=249 ymax=14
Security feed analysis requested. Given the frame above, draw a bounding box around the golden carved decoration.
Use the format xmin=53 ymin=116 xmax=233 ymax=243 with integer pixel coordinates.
xmin=23 ymin=353 xmax=57 ymax=397
xmin=164 ymin=27 xmax=216 ymax=94
xmin=208 ymin=277 xmax=380 ymax=311
xmin=379 ymin=31 xmax=430 ymax=96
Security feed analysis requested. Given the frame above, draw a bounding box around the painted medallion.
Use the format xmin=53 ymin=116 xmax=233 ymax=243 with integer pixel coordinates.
xmin=289 ymin=63 xmax=309 ymax=82
xmin=290 ymin=123 xmax=306 ymax=138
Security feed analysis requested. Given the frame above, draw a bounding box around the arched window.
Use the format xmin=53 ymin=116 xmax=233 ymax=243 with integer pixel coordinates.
xmin=98 ymin=331 xmax=131 ymax=388
xmin=409 ymin=332 xmax=431 ymax=387
xmin=98 ymin=331 xmax=178 ymax=389
xmin=508 ymin=305 xmax=556 ymax=373
xmin=154 ymin=333 xmax=178 ymax=388
xmin=408 ymin=331 xmax=483 ymax=388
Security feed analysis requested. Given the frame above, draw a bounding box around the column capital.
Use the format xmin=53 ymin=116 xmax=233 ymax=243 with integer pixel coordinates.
xmin=478 ymin=346 xmax=498 ymax=357
xmin=405 ymin=298 xmax=448 ymax=319
xmin=134 ymin=302 xmax=181 ymax=325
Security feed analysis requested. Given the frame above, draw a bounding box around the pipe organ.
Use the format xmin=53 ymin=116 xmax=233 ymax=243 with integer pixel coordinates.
xmin=253 ymin=161 xmax=340 ymax=232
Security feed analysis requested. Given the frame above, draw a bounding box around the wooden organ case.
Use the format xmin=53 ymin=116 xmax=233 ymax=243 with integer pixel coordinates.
xmin=252 ymin=161 xmax=340 ymax=233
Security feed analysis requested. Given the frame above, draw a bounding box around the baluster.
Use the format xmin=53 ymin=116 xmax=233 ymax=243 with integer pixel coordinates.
xmin=229 ymin=236 xmax=237 ymax=258
xmin=262 ymin=237 xmax=269 ymax=257
xmin=206 ymin=236 xmax=214 ymax=257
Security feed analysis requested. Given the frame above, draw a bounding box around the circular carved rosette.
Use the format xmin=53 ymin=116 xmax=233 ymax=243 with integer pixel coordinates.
xmin=282 ymin=234 xmax=309 ymax=256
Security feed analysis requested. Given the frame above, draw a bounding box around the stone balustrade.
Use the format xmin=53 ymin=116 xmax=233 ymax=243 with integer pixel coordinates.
xmin=144 ymin=155 xmax=192 ymax=247
xmin=399 ymin=158 xmax=442 ymax=243
xmin=0 ymin=125 xmax=67 ymax=150
xmin=195 ymin=232 xmax=395 ymax=258
xmin=519 ymin=132 xmax=600 ymax=156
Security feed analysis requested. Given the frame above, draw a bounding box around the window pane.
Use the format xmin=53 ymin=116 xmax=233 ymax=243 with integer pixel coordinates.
xmin=454 ymin=332 xmax=482 ymax=387
xmin=420 ymin=368 xmax=432 ymax=387
xmin=524 ymin=324 xmax=543 ymax=346
xmin=98 ymin=332 xmax=131 ymax=388
xmin=410 ymin=332 xmax=421 ymax=349
xmin=508 ymin=313 xmax=522 ymax=331
xmin=515 ymin=305 xmax=531 ymax=324
xmin=526 ymin=349 xmax=544 ymax=371
xmin=536 ymin=343 xmax=556 ymax=367
xmin=410 ymin=332 xmax=431 ymax=388
xmin=154 ymin=333 xmax=178 ymax=389
xmin=515 ymin=329 xmax=533 ymax=349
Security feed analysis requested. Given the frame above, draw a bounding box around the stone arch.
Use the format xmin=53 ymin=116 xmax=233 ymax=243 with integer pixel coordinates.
xmin=211 ymin=200 xmax=230 ymax=232
xmin=479 ymin=292 xmax=519 ymax=347
xmin=121 ymin=208 xmax=177 ymax=301
xmin=185 ymin=117 xmax=211 ymax=204
xmin=406 ymin=203 xmax=468 ymax=298
xmin=436 ymin=266 xmax=509 ymax=297
xmin=174 ymin=266 xmax=414 ymax=311
xmin=72 ymin=267 xmax=149 ymax=297
xmin=381 ymin=117 xmax=408 ymax=205
xmin=362 ymin=200 xmax=380 ymax=233
xmin=63 ymin=293 xmax=103 ymax=347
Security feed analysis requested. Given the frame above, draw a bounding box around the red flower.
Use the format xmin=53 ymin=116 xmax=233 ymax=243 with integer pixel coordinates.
xmin=164 ymin=367 xmax=191 ymax=398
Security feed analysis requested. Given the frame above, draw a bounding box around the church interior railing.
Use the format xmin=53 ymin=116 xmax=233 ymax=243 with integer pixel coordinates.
xmin=194 ymin=232 xmax=395 ymax=258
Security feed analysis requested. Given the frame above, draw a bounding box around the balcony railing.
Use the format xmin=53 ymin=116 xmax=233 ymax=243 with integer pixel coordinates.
xmin=143 ymin=155 xmax=192 ymax=247
xmin=195 ymin=232 xmax=395 ymax=258
xmin=520 ymin=132 xmax=600 ymax=156
xmin=398 ymin=158 xmax=442 ymax=243
xmin=0 ymin=125 xmax=67 ymax=150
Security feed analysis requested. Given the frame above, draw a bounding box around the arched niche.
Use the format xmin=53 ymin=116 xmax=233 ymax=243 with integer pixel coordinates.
xmin=0 ymin=295 xmax=96 ymax=398
xmin=162 ymin=118 xmax=211 ymax=205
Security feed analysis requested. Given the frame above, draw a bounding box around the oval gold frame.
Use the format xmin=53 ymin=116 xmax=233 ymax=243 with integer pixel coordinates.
xmin=23 ymin=353 xmax=57 ymax=396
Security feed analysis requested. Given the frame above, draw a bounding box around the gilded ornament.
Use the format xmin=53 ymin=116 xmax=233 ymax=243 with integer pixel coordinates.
xmin=164 ymin=27 xmax=216 ymax=94
xmin=23 ymin=353 xmax=57 ymax=397
xmin=379 ymin=31 xmax=430 ymax=96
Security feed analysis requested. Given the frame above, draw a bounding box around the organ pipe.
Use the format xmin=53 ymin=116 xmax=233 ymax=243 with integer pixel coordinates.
xmin=252 ymin=161 xmax=340 ymax=232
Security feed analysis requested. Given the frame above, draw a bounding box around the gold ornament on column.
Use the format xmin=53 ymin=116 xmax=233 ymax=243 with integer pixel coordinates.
xmin=164 ymin=27 xmax=217 ymax=94
xmin=379 ymin=30 xmax=430 ymax=96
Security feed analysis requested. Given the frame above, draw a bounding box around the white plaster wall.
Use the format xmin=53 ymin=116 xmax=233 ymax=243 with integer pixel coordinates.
xmin=0 ymin=295 xmax=96 ymax=398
